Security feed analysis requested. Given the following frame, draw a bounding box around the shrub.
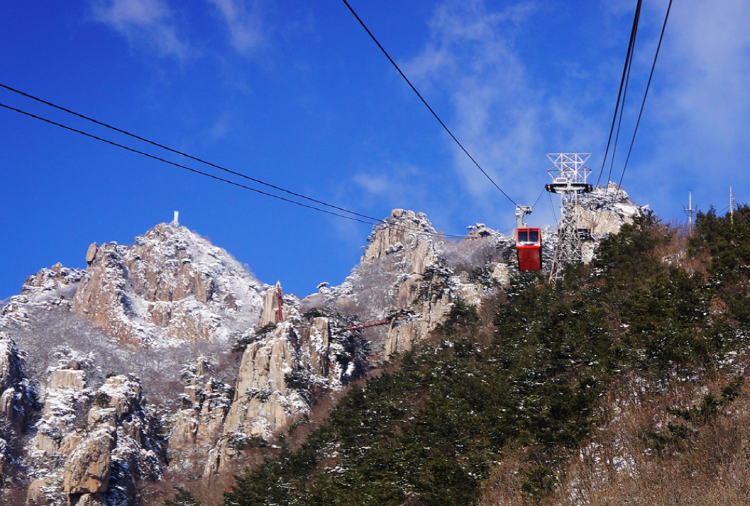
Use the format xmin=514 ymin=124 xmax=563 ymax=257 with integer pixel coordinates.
xmin=164 ymin=486 xmax=201 ymax=506
xmin=94 ymin=391 xmax=111 ymax=407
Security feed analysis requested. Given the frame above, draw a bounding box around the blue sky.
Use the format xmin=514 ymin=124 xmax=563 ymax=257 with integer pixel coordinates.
xmin=2 ymin=0 xmax=749 ymax=300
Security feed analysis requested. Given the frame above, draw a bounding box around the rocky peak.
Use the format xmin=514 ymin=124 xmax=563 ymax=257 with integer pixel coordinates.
xmin=0 ymin=264 xmax=85 ymax=329
xmin=363 ymin=209 xmax=440 ymax=276
xmin=258 ymin=282 xmax=285 ymax=327
xmin=577 ymin=183 xmax=645 ymax=234
xmin=21 ymin=263 xmax=84 ymax=298
xmin=71 ymin=223 xmax=265 ymax=346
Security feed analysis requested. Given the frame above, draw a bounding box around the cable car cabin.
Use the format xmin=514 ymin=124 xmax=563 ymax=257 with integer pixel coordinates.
xmin=516 ymin=227 xmax=542 ymax=271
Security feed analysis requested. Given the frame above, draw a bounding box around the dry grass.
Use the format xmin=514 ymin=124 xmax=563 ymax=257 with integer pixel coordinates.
xmin=476 ymin=365 xmax=750 ymax=505
xmin=651 ymin=223 xmax=710 ymax=279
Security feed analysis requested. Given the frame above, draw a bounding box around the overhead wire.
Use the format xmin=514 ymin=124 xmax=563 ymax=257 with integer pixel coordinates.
xmin=618 ymin=0 xmax=673 ymax=189
xmin=341 ymin=0 xmax=519 ymax=208
xmin=0 ymin=101 xmax=377 ymax=225
xmin=0 ymin=99 xmax=469 ymax=240
xmin=548 ymin=192 xmax=558 ymax=223
xmin=605 ymin=7 xmax=640 ymax=189
xmin=532 ymin=188 xmax=544 ymax=210
xmin=0 ymin=82 xmax=379 ymax=224
xmin=595 ymin=0 xmax=643 ymax=188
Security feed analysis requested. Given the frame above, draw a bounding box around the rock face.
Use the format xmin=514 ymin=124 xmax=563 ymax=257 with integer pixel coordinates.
xmin=0 ymin=264 xmax=84 ymax=329
xmin=63 ymin=428 xmax=114 ymax=497
xmin=168 ymin=359 xmax=233 ymax=457
xmin=34 ymin=364 xmax=88 ymax=455
xmin=224 ymin=322 xmax=305 ymax=438
xmin=26 ymin=374 xmax=165 ymax=506
xmin=0 ymin=331 xmax=37 ymax=478
xmin=206 ymin=315 xmax=367 ymax=475
xmin=0 ymin=331 xmax=36 ymax=426
xmin=347 ymin=211 xmax=518 ymax=357
xmin=1 ymin=195 xmax=650 ymax=504
xmin=362 ymin=209 xmax=440 ymax=276
xmin=577 ymin=183 xmax=644 ymax=235
xmin=69 ymin=375 xmax=163 ymax=506
xmin=71 ymin=223 xmax=265 ymax=346
xmin=258 ymin=282 xmax=285 ymax=327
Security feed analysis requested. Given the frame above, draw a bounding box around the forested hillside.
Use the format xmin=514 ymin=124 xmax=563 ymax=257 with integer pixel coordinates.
xmin=219 ymin=206 xmax=750 ymax=506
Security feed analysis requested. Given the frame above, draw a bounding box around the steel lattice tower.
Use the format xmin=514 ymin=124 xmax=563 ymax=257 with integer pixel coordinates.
xmin=545 ymin=153 xmax=593 ymax=281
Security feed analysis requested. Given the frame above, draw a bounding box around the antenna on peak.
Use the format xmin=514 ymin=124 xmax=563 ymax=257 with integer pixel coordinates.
xmin=173 ymin=211 xmax=180 ymax=227
xmin=684 ymin=191 xmax=695 ymax=236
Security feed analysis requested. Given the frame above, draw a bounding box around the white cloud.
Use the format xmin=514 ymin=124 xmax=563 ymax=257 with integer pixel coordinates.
xmin=656 ymin=0 xmax=750 ymax=151
xmin=625 ymin=0 xmax=750 ymax=209
xmin=401 ymin=0 xmax=750 ymax=223
xmin=351 ymin=163 xmax=432 ymax=210
xmin=207 ymin=112 xmax=233 ymax=140
xmin=403 ymin=0 xmax=555 ymax=212
xmin=208 ymin=0 xmax=266 ymax=54
xmin=353 ymin=173 xmax=390 ymax=196
xmin=90 ymin=0 xmax=189 ymax=58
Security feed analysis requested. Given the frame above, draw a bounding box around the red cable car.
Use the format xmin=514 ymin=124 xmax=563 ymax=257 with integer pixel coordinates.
xmin=516 ymin=227 xmax=542 ymax=271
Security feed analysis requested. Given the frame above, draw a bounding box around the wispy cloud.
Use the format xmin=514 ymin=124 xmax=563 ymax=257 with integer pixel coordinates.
xmin=401 ymin=0 xmax=750 ymax=223
xmin=353 ymin=173 xmax=390 ymax=196
xmin=208 ymin=0 xmax=266 ymax=54
xmin=207 ymin=112 xmax=234 ymax=140
xmin=652 ymin=0 xmax=750 ymax=160
xmin=402 ymin=0 xmax=567 ymax=215
xmin=90 ymin=0 xmax=189 ymax=58
xmin=352 ymin=163 xmax=433 ymax=209
xmin=616 ymin=0 xmax=750 ymax=209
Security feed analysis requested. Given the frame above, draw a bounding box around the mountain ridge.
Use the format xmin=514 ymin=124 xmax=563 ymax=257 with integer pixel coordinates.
xmin=0 ymin=186 xmax=648 ymax=505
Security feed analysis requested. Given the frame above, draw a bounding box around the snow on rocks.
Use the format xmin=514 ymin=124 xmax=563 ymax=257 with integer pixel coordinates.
xmin=33 ymin=363 xmax=88 ymax=455
xmin=167 ymin=358 xmax=234 ymax=462
xmin=27 ymin=374 xmax=165 ymax=506
xmin=0 ymin=331 xmax=38 ymax=477
xmin=205 ymin=314 xmax=368 ymax=475
xmin=363 ymin=209 xmax=441 ymax=276
xmin=71 ymin=223 xmax=265 ymax=347
xmin=0 ymin=263 xmax=85 ymax=329
xmin=223 ymin=321 xmax=320 ymax=439
xmin=0 ymin=332 xmax=37 ymax=422
xmin=301 ymin=211 xmax=526 ymax=360
xmin=577 ymin=182 xmax=645 ymax=235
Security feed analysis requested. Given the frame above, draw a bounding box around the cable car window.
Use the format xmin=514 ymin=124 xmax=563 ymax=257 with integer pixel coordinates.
xmin=518 ymin=230 xmax=528 ymax=243
xmin=529 ymin=230 xmax=539 ymax=243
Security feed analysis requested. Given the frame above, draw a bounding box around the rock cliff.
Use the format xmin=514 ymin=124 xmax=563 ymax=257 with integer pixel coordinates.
xmin=342 ymin=211 xmax=517 ymax=357
xmin=0 ymin=331 xmax=38 ymax=480
xmin=0 ymin=196 xmax=648 ymax=504
xmin=205 ymin=311 xmax=368 ymax=475
xmin=27 ymin=374 xmax=165 ymax=506
xmin=72 ymin=223 xmax=265 ymax=346
xmin=0 ymin=264 xmax=84 ymax=329
xmin=578 ymin=182 xmax=644 ymax=235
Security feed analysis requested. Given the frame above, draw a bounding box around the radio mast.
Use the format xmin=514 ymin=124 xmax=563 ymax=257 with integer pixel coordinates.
xmin=684 ymin=191 xmax=695 ymax=236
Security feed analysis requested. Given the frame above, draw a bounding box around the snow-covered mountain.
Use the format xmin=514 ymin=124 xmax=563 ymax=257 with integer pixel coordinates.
xmin=72 ymin=222 xmax=266 ymax=347
xmin=0 ymin=187 xmax=646 ymax=506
